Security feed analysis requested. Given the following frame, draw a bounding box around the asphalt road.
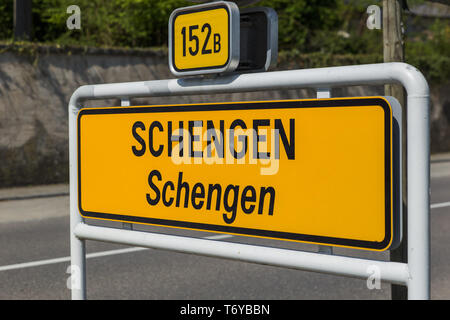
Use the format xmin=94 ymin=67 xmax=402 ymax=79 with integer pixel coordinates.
xmin=0 ymin=155 xmax=449 ymax=300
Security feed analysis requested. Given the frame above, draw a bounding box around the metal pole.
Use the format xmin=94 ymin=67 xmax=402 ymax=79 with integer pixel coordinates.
xmin=69 ymin=87 xmax=92 ymax=300
xmin=74 ymin=223 xmax=410 ymax=286
xmin=406 ymin=93 xmax=430 ymax=299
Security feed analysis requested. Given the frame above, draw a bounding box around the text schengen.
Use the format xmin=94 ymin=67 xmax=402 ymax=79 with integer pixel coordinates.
xmin=131 ymin=118 xmax=295 ymax=225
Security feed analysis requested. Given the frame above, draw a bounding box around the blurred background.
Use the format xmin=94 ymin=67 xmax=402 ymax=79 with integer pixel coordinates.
xmin=0 ymin=0 xmax=448 ymax=188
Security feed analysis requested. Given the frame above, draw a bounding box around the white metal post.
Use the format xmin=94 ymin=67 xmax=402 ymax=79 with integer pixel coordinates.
xmin=406 ymin=94 xmax=430 ymax=299
xmin=69 ymin=91 xmax=87 ymax=300
xmin=69 ymin=63 xmax=429 ymax=299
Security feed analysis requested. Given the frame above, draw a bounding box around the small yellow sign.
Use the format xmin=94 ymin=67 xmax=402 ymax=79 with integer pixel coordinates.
xmin=169 ymin=2 xmax=239 ymax=76
xmin=77 ymin=98 xmax=395 ymax=251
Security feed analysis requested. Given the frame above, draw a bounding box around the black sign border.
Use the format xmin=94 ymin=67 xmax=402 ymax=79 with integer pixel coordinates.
xmin=77 ymin=98 xmax=393 ymax=250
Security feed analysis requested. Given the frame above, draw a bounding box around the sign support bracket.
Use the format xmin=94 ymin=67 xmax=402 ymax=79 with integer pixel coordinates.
xmin=316 ymin=87 xmax=334 ymax=256
xmin=120 ymin=97 xmax=134 ymax=232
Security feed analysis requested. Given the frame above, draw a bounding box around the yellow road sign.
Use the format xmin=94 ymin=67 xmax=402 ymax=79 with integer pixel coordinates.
xmin=77 ymin=98 xmax=398 ymax=251
xmin=168 ymin=1 xmax=240 ymax=76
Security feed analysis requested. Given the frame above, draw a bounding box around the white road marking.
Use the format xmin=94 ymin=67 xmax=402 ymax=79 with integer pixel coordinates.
xmin=203 ymin=234 xmax=234 ymax=240
xmin=1 ymin=201 xmax=450 ymax=273
xmin=431 ymin=201 xmax=450 ymax=209
xmin=0 ymin=234 xmax=234 ymax=272
xmin=0 ymin=256 xmax=71 ymax=272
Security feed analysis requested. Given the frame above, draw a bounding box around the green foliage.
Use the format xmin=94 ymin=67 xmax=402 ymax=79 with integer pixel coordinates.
xmin=406 ymin=19 xmax=450 ymax=84
xmin=258 ymin=0 xmax=384 ymax=54
xmin=258 ymin=0 xmax=342 ymax=52
xmin=1 ymin=0 xmax=368 ymax=52
xmin=28 ymin=0 xmax=191 ymax=47
xmin=0 ymin=0 xmax=447 ymax=83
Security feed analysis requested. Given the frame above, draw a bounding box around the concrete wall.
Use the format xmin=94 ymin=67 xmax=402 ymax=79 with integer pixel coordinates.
xmin=0 ymin=46 xmax=448 ymax=187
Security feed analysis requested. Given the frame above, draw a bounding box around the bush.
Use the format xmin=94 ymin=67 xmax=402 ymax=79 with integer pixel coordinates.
xmin=406 ymin=19 xmax=450 ymax=84
xmin=0 ymin=0 xmax=13 ymax=39
xmin=1 ymin=0 xmax=192 ymax=47
xmin=2 ymin=0 xmax=349 ymax=50
xmin=0 ymin=0 xmax=447 ymax=83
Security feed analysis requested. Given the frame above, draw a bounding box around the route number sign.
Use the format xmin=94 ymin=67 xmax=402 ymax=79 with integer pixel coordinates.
xmin=168 ymin=1 xmax=240 ymax=76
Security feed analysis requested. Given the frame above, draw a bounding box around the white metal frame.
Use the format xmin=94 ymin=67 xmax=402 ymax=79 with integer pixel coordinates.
xmin=69 ymin=62 xmax=430 ymax=300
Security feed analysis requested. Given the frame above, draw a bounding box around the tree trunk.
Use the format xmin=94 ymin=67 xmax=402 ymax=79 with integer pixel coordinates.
xmin=383 ymin=0 xmax=408 ymax=300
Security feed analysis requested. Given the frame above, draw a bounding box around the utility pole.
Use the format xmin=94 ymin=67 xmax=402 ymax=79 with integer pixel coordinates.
xmin=14 ymin=0 xmax=32 ymax=41
xmin=383 ymin=0 xmax=408 ymax=300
